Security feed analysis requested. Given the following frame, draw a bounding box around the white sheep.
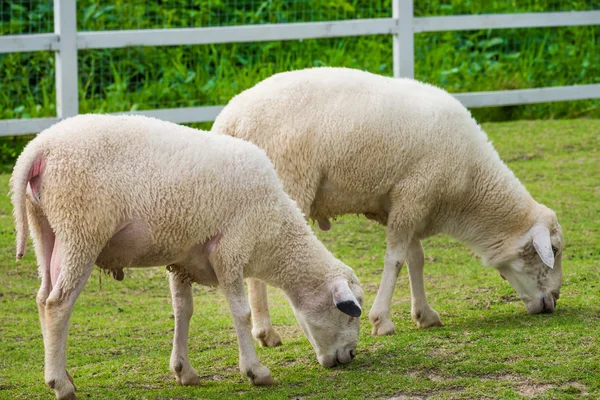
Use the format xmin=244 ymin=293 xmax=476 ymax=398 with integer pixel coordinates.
xmin=212 ymin=67 xmax=564 ymax=337
xmin=10 ymin=114 xmax=363 ymax=400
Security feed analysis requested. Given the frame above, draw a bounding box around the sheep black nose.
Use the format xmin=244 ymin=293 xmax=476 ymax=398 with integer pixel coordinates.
xmin=541 ymin=298 xmax=554 ymax=314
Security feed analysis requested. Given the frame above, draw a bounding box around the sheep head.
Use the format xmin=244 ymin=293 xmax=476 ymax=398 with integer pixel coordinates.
xmin=496 ymin=206 xmax=563 ymax=314
xmin=287 ymin=263 xmax=363 ymax=368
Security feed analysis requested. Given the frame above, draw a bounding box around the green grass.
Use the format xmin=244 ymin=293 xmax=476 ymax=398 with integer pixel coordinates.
xmin=1 ymin=0 xmax=599 ymax=124
xmin=0 ymin=118 xmax=599 ymax=399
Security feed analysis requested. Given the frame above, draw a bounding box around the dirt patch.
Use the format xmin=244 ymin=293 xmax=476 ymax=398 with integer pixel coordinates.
xmin=429 ymin=346 xmax=460 ymax=357
xmin=560 ymin=381 xmax=588 ymax=395
xmin=281 ymin=358 xmax=305 ymax=367
xmin=427 ymin=374 xmax=448 ymax=382
xmin=471 ymin=288 xmax=493 ymax=294
xmin=506 ymin=152 xmax=543 ymax=162
xmin=492 ymin=373 xmax=523 ymax=383
xmin=516 ymin=383 xmax=553 ymax=397
xmin=155 ymin=398 xmax=188 ymax=400
xmin=406 ymin=370 xmax=451 ymax=383
xmin=407 ymin=371 xmax=421 ymax=379
xmin=481 ymin=373 xmax=579 ymax=397
xmin=387 ymin=389 xmax=466 ymax=400
xmin=498 ymin=293 xmax=520 ymax=302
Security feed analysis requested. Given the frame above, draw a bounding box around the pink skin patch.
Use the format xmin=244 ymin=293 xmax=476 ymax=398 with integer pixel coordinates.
xmin=49 ymin=235 xmax=63 ymax=287
xmin=27 ymin=157 xmax=46 ymax=202
xmin=204 ymin=232 xmax=222 ymax=255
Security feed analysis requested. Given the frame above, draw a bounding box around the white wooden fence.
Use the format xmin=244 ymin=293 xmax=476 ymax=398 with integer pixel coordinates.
xmin=1 ymin=0 xmax=599 ymax=136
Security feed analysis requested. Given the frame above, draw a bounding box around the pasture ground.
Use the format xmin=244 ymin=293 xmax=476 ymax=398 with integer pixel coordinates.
xmin=0 ymin=119 xmax=598 ymax=399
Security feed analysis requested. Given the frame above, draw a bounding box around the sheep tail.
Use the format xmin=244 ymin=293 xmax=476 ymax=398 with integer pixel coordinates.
xmin=9 ymin=141 xmax=44 ymax=260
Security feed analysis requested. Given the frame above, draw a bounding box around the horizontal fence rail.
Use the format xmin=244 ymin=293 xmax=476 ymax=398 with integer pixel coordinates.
xmin=412 ymin=10 xmax=600 ymax=32
xmin=4 ymin=11 xmax=600 ymax=53
xmin=1 ymin=0 xmax=599 ymax=136
xmin=0 ymin=33 xmax=59 ymax=52
xmin=0 ymin=107 xmax=226 ymax=137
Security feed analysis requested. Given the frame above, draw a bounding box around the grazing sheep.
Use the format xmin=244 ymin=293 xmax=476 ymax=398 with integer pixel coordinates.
xmin=10 ymin=114 xmax=363 ymax=400
xmin=212 ymin=67 xmax=563 ymax=337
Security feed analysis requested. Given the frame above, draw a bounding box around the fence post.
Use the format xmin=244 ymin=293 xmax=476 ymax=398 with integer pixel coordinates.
xmin=54 ymin=0 xmax=78 ymax=119
xmin=393 ymin=0 xmax=414 ymax=78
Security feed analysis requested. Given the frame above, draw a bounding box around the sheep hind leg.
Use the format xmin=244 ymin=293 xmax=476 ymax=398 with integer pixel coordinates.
xmin=407 ymin=239 xmax=442 ymax=328
xmin=31 ymin=211 xmax=55 ymax=361
xmin=169 ymin=272 xmax=200 ymax=386
xmin=368 ymin=229 xmax=410 ymax=336
xmin=43 ymin=237 xmax=96 ymax=400
xmin=248 ymin=278 xmax=282 ymax=347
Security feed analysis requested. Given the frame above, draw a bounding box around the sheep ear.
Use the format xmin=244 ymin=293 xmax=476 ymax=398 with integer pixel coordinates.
xmin=531 ymin=225 xmax=554 ymax=269
xmin=331 ymin=279 xmax=362 ymax=317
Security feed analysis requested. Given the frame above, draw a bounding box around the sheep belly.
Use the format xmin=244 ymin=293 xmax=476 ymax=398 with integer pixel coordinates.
xmin=312 ymin=178 xmax=390 ymax=224
xmin=95 ymin=220 xmax=179 ymax=271
xmin=95 ymin=221 xmax=219 ymax=286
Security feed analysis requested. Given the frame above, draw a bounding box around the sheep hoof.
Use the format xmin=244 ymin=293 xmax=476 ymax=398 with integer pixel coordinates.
xmin=54 ymin=382 xmax=77 ymax=400
xmin=174 ymin=366 xmax=201 ymax=386
xmin=177 ymin=374 xmax=201 ymax=386
xmin=253 ymin=327 xmax=283 ymax=347
xmin=246 ymin=365 xmax=274 ymax=386
xmin=412 ymin=307 xmax=443 ymax=328
xmin=370 ymin=317 xmax=396 ymax=336
xmin=49 ymin=373 xmax=76 ymax=400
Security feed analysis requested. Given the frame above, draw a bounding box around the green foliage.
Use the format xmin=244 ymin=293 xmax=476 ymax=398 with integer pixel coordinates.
xmin=0 ymin=0 xmax=599 ymax=128
xmin=0 ymin=135 xmax=32 ymax=173
xmin=0 ymin=119 xmax=599 ymax=399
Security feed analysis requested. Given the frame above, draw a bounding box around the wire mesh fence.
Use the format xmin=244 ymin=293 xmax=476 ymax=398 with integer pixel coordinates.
xmin=416 ymin=26 xmax=600 ymax=91
xmin=76 ymin=23 xmax=598 ymax=118
xmin=78 ymin=35 xmax=393 ymax=114
xmin=3 ymin=0 xmax=598 ymax=35
xmin=0 ymin=0 xmax=53 ymax=34
xmin=0 ymin=51 xmax=55 ymax=119
xmin=76 ymin=0 xmax=392 ymax=31
xmin=0 ymin=0 xmax=599 ymax=125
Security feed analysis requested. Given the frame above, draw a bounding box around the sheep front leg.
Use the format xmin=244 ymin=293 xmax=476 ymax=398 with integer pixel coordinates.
xmin=248 ymin=278 xmax=282 ymax=347
xmin=368 ymin=231 xmax=408 ymax=336
xmin=221 ymin=277 xmax=274 ymax=385
xmin=169 ymin=273 xmax=200 ymax=386
xmin=407 ymin=239 xmax=442 ymax=328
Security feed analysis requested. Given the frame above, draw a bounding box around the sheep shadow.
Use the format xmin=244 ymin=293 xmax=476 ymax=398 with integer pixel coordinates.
xmin=445 ymin=304 xmax=598 ymax=331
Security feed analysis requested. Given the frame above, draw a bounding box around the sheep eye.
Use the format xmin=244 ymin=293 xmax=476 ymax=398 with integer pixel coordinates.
xmin=552 ymin=246 xmax=558 ymax=256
